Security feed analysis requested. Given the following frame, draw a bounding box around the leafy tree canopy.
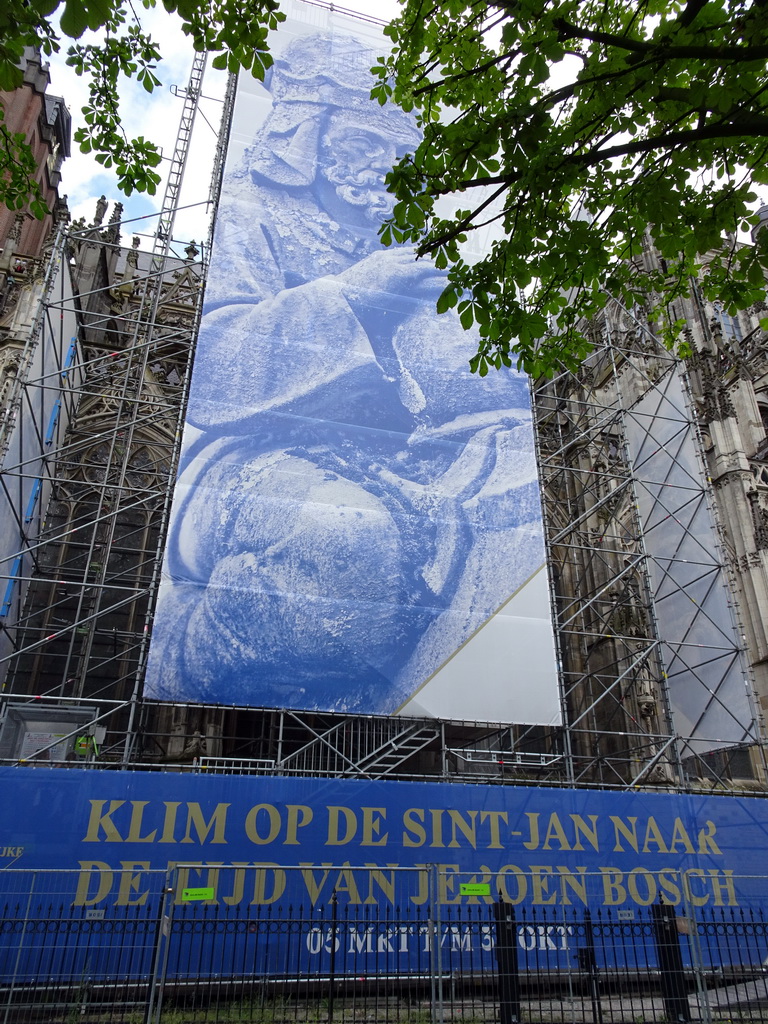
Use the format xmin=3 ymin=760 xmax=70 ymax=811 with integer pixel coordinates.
xmin=3 ymin=0 xmax=768 ymax=377
xmin=373 ymin=0 xmax=768 ymax=376
xmin=0 ymin=0 xmax=283 ymax=214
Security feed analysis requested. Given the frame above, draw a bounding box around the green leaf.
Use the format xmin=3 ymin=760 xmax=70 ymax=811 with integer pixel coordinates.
xmin=376 ymin=0 xmax=768 ymax=375
xmin=30 ymin=197 xmax=50 ymax=219
xmin=59 ymin=0 xmax=89 ymax=37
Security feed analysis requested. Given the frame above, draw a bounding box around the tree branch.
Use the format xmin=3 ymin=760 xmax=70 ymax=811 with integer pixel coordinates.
xmin=415 ymin=117 xmax=768 ymax=203
xmin=416 ymin=181 xmax=509 ymax=255
xmin=554 ymin=17 xmax=768 ymax=62
xmin=572 ymin=121 xmax=768 ymax=167
xmin=413 ymin=48 xmax=519 ymax=97
xmin=540 ymin=56 xmax=662 ymax=113
xmin=678 ymin=0 xmax=710 ymax=28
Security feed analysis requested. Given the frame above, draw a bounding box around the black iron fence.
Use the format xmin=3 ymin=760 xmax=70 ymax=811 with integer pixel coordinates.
xmin=1 ymin=866 xmax=768 ymax=1023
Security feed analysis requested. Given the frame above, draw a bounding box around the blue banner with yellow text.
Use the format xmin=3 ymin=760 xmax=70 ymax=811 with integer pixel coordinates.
xmin=2 ymin=767 xmax=767 ymax=910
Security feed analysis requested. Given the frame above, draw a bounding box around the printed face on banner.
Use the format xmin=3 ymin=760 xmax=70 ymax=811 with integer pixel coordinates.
xmin=144 ymin=7 xmax=559 ymax=722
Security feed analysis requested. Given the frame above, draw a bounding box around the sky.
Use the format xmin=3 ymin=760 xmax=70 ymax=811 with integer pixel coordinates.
xmin=47 ymin=0 xmax=401 ymax=253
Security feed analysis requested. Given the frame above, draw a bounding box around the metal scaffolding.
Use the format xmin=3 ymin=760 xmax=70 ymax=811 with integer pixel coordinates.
xmin=0 ymin=17 xmax=766 ymax=791
xmin=0 ymin=53 xmax=230 ymax=759
xmin=532 ymin=293 xmax=767 ymax=790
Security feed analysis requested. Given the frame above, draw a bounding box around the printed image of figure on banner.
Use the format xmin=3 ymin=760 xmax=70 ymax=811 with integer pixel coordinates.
xmin=145 ymin=13 xmax=554 ymax=718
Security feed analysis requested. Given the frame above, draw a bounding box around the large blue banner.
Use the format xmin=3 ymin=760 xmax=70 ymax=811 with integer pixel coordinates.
xmin=3 ymin=769 xmax=768 ymax=982
xmin=143 ymin=1 xmax=559 ymax=721
xmin=2 ymin=767 xmax=767 ymax=910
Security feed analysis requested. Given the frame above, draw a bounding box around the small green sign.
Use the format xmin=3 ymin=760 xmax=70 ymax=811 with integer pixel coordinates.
xmin=182 ymin=887 xmax=215 ymax=902
xmin=459 ymin=883 xmax=491 ymax=896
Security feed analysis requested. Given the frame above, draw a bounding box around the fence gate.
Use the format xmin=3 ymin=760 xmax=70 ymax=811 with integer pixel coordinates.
xmin=3 ymin=865 xmax=768 ymax=1023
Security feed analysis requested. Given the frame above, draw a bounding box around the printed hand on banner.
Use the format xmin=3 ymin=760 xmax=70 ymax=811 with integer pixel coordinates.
xmin=337 ymin=247 xmax=446 ymax=338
